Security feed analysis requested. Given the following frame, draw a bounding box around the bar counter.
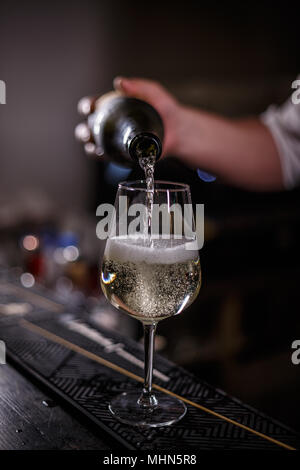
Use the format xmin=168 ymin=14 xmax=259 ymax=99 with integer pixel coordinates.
xmin=0 ymin=269 xmax=299 ymax=451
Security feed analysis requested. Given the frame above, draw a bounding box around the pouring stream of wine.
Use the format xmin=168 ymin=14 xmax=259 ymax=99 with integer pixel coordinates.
xmin=138 ymin=154 xmax=156 ymax=245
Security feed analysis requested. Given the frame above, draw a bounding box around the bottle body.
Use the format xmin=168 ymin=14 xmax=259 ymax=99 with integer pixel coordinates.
xmin=86 ymin=92 xmax=164 ymax=167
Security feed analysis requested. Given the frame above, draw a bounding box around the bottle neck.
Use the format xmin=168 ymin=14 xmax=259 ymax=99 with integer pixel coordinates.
xmin=128 ymin=132 xmax=162 ymax=162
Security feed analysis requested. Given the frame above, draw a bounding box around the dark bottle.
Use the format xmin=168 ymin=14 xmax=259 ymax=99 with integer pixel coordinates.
xmin=76 ymin=91 xmax=164 ymax=167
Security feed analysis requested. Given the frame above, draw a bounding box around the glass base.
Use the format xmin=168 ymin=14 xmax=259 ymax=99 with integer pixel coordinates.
xmin=108 ymin=391 xmax=187 ymax=427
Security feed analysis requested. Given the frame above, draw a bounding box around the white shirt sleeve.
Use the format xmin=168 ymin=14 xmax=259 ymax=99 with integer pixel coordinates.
xmin=260 ymin=79 xmax=300 ymax=189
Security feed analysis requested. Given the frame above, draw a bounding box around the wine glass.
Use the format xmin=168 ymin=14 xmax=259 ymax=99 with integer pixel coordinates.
xmin=101 ymin=180 xmax=201 ymax=427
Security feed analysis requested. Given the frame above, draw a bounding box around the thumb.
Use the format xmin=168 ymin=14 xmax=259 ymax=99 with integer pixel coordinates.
xmin=113 ymin=76 xmax=145 ymax=95
xmin=113 ymin=76 xmax=165 ymax=104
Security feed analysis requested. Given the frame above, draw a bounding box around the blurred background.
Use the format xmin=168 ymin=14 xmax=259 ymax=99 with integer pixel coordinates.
xmin=1 ymin=0 xmax=300 ymax=431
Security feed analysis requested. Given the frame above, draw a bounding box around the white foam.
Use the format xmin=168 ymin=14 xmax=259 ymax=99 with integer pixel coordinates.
xmin=104 ymin=236 xmax=199 ymax=264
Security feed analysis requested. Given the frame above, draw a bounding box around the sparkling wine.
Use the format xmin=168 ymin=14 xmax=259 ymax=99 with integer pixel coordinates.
xmin=138 ymin=153 xmax=156 ymax=237
xmin=101 ymin=237 xmax=201 ymax=323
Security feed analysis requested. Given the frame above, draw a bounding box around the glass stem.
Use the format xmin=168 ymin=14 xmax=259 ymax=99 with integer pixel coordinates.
xmin=138 ymin=322 xmax=158 ymax=408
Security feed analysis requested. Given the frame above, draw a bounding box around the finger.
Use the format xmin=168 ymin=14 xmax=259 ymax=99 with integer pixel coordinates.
xmin=84 ymin=142 xmax=98 ymax=157
xmin=74 ymin=122 xmax=91 ymax=143
xmin=77 ymin=96 xmax=97 ymax=116
xmin=113 ymin=76 xmax=167 ymax=104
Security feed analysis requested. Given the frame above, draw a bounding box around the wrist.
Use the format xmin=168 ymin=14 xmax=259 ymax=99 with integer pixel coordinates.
xmin=166 ymin=103 xmax=188 ymax=157
xmin=169 ymin=104 xmax=203 ymax=166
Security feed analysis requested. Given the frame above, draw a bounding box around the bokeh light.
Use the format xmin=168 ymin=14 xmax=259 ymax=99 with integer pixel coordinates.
xmin=63 ymin=245 xmax=79 ymax=262
xmin=23 ymin=235 xmax=39 ymax=251
xmin=20 ymin=272 xmax=35 ymax=288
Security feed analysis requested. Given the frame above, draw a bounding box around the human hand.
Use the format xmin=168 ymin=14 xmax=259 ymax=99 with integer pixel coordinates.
xmin=113 ymin=77 xmax=182 ymax=157
xmin=75 ymin=77 xmax=183 ymax=158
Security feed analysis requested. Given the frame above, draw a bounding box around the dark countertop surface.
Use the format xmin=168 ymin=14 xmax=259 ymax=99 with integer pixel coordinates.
xmin=0 ymin=271 xmax=299 ymax=451
xmin=0 ymin=363 xmax=109 ymax=450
